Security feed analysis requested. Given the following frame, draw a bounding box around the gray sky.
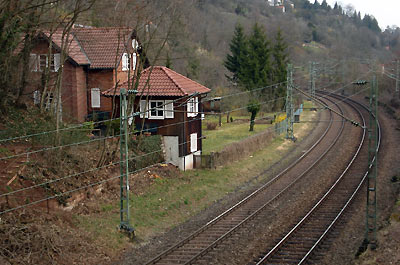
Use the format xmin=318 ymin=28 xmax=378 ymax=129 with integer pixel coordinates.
xmin=325 ymin=0 xmax=399 ymax=29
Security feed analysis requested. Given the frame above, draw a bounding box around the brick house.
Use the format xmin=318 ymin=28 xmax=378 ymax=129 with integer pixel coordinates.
xmin=103 ymin=66 xmax=211 ymax=170
xmin=28 ymin=27 xmax=146 ymax=122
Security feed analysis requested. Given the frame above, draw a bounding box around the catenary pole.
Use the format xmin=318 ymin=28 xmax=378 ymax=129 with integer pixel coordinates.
xmin=365 ymin=75 xmax=378 ymax=249
xmin=119 ymin=88 xmax=135 ymax=237
xmin=286 ymin=64 xmax=294 ymax=140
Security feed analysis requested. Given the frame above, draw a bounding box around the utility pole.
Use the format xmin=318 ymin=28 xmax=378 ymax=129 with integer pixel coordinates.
xmin=341 ymin=60 xmax=346 ymax=95
xmin=309 ymin=61 xmax=316 ymax=98
xmin=286 ymin=64 xmax=294 ymax=140
xmin=395 ymin=60 xmax=399 ymax=96
xmin=119 ymin=88 xmax=135 ymax=238
xmin=365 ymin=75 xmax=378 ymax=249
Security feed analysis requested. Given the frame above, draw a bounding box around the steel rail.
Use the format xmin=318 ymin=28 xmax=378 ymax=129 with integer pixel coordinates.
xmin=145 ymin=96 xmax=343 ymax=265
xmin=256 ymin=92 xmax=378 ymax=265
xmin=182 ymin=97 xmax=346 ymax=265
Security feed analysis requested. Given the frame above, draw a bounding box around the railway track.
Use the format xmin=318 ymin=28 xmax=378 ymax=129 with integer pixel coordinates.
xmin=253 ymin=92 xmax=380 ymax=265
xmin=144 ymin=94 xmax=354 ymax=265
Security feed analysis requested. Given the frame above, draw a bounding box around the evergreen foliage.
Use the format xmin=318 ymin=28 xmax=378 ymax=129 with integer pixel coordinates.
xmin=224 ymin=23 xmax=248 ymax=83
xmin=225 ymin=23 xmax=289 ymax=130
xmin=272 ymin=29 xmax=288 ymax=109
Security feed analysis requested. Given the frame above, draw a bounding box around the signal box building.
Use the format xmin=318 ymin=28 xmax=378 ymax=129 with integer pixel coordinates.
xmin=103 ymin=66 xmax=211 ymax=170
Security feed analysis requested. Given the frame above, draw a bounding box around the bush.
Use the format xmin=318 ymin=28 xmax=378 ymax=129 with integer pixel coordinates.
xmin=206 ymin=122 xmax=218 ymax=130
xmin=128 ymin=135 xmax=164 ymax=171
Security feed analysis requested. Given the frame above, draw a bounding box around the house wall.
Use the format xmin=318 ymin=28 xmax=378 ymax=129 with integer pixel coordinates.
xmin=61 ymin=63 xmax=87 ymax=122
xmin=28 ymin=39 xmax=87 ymax=122
xmin=133 ymin=96 xmax=204 ymax=157
xmin=87 ymin=69 xmax=114 ymax=117
xmin=114 ymin=50 xmax=144 ymax=85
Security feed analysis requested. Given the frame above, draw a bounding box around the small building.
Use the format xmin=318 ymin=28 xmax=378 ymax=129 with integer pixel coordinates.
xmin=203 ymin=97 xmax=221 ymax=113
xmin=103 ymin=66 xmax=211 ymax=170
xmin=27 ymin=26 xmax=146 ymax=122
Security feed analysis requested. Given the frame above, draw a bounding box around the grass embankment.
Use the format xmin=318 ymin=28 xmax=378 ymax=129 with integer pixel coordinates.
xmin=75 ymin=102 xmax=317 ymax=256
xmin=202 ymin=113 xmax=274 ymax=154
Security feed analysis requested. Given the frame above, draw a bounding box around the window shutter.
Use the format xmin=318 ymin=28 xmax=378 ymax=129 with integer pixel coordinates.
xmin=91 ymin=88 xmax=101 ymax=108
xmin=122 ymin=53 xmax=128 ymax=71
xmin=190 ymin=133 xmax=197 ymax=153
xmin=54 ymin=53 xmax=61 ymax=72
xmin=30 ymin=54 xmax=37 ymax=72
xmin=165 ymin=100 xmax=174 ymax=118
xmin=132 ymin=53 xmax=137 ymax=71
xmin=140 ymin=100 xmax=148 ymax=118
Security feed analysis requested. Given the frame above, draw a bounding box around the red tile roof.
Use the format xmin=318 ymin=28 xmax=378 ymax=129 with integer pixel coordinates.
xmin=103 ymin=66 xmax=211 ymax=97
xmin=44 ymin=27 xmax=134 ymax=69
xmin=72 ymin=27 xmax=133 ymax=69
xmin=43 ymin=31 xmax=90 ymax=65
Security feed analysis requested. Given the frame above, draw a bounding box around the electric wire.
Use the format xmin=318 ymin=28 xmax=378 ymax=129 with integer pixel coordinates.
xmin=0 ymin=118 xmax=291 ymax=214
xmin=0 ymin=109 xmax=293 ymax=202
xmin=0 ymin=91 xmax=299 ymax=161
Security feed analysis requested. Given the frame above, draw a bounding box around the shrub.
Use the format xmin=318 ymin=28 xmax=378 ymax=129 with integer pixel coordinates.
xmin=206 ymin=122 xmax=218 ymax=130
xmin=128 ymin=135 xmax=164 ymax=171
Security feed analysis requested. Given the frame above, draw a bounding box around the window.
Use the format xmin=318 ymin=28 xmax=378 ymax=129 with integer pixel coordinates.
xmin=39 ymin=54 xmax=48 ymax=72
xmin=149 ymin=100 xmax=164 ymax=119
xmin=187 ymin=97 xmax=198 ymax=117
xmin=91 ymin=88 xmax=101 ymax=108
xmin=122 ymin=53 xmax=131 ymax=71
xmin=31 ymin=54 xmax=60 ymax=72
xmin=190 ymin=133 xmax=197 ymax=153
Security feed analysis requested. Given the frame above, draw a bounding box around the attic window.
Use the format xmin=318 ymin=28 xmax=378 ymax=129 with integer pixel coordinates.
xmin=31 ymin=54 xmax=60 ymax=72
xmin=122 ymin=53 xmax=131 ymax=71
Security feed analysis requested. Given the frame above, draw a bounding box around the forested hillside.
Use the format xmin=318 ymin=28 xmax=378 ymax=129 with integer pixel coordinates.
xmin=88 ymin=0 xmax=400 ymax=91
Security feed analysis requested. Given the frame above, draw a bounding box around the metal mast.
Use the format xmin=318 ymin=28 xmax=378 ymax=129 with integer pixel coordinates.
xmin=119 ymin=88 xmax=134 ymax=237
xmin=286 ymin=64 xmax=294 ymax=140
xmin=366 ymin=75 xmax=378 ymax=249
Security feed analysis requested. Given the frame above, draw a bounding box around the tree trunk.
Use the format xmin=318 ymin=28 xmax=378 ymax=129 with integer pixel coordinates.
xmin=249 ymin=111 xmax=256 ymax=131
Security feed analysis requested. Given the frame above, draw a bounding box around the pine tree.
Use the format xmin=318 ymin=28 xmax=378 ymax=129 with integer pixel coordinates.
xmin=224 ymin=23 xmax=248 ymax=83
xmin=239 ymin=23 xmax=271 ymax=92
xmin=272 ymin=28 xmax=288 ymax=110
xmin=240 ymin=23 xmax=271 ymax=131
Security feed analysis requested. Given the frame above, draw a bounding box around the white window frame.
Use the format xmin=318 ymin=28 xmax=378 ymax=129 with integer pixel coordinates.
xmin=91 ymin=88 xmax=101 ymax=108
xmin=165 ymin=100 xmax=174 ymax=119
xmin=190 ymin=133 xmax=197 ymax=153
xmin=187 ymin=97 xmax=198 ymax=117
xmin=122 ymin=52 xmax=130 ymax=71
xmin=149 ymin=100 xmax=165 ymax=120
xmin=35 ymin=54 xmax=60 ymax=72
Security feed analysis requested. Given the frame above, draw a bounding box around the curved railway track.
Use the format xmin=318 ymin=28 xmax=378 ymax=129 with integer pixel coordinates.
xmin=253 ymin=92 xmax=380 ymax=265
xmin=145 ymin=94 xmax=354 ymax=265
